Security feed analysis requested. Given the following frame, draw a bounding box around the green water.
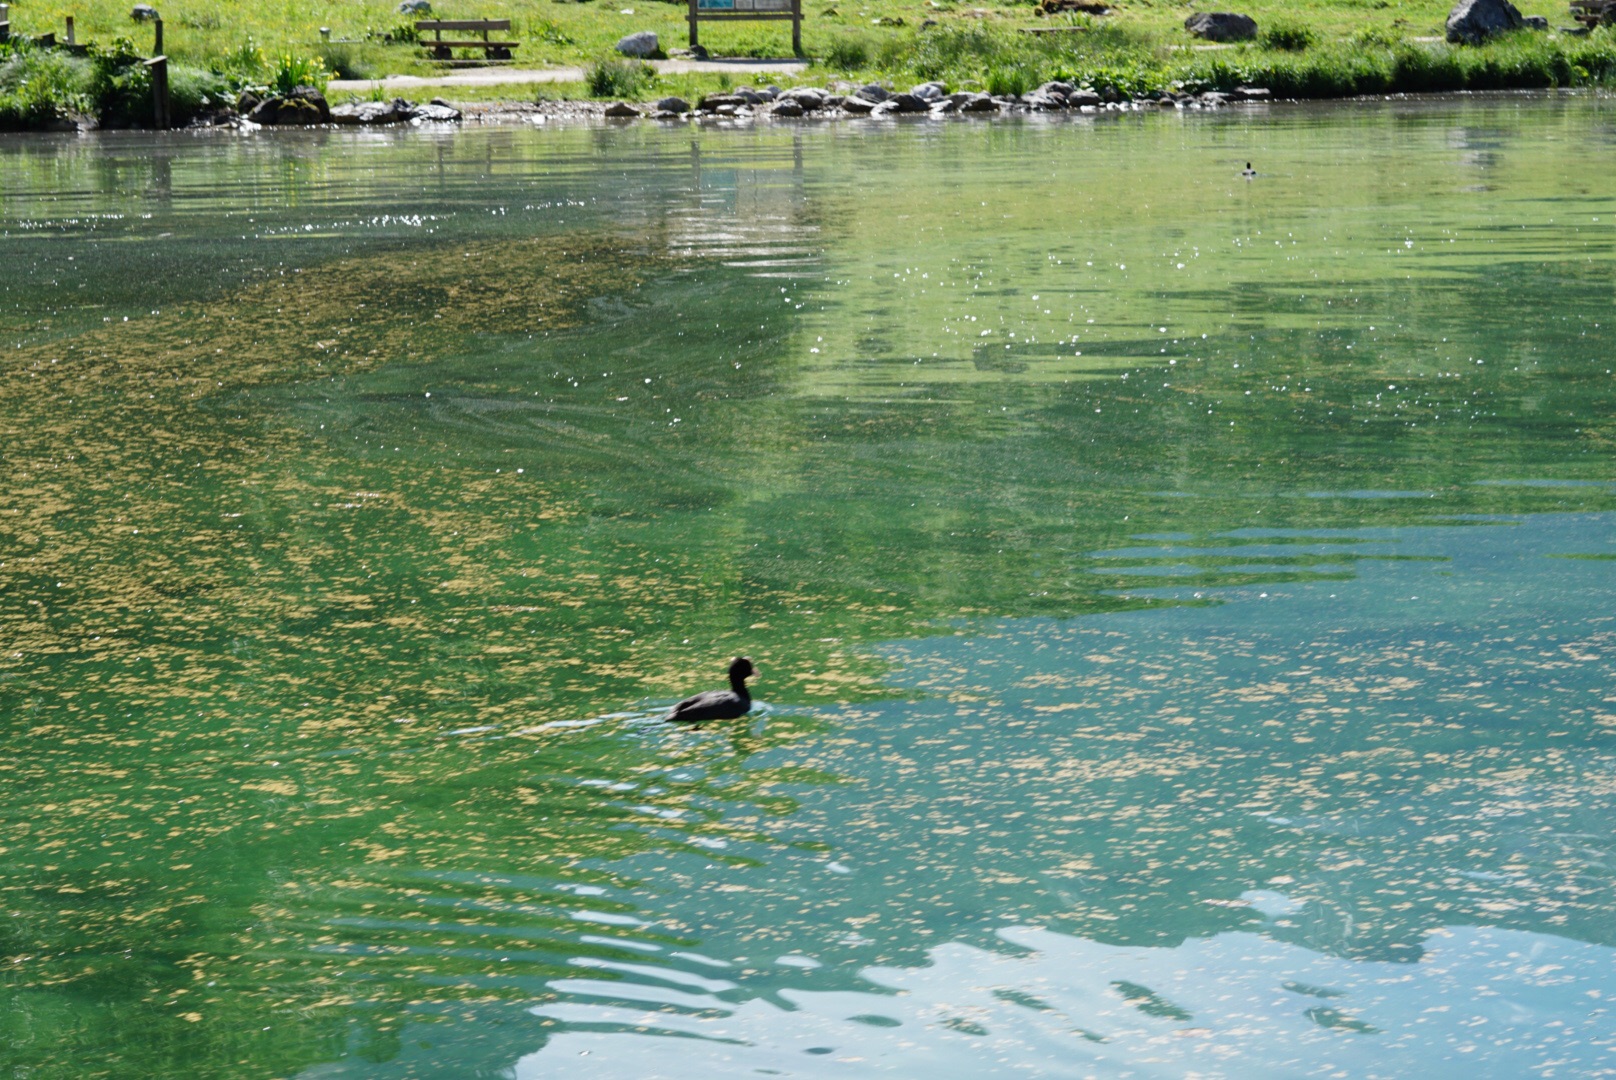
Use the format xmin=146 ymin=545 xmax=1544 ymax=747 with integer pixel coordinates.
xmin=2 ymin=97 xmax=1614 ymax=1078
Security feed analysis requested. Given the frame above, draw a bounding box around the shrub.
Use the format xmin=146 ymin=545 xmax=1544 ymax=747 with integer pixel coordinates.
xmin=209 ymin=39 xmax=267 ymax=86
xmin=317 ymin=44 xmax=374 ymax=81
xmin=86 ymin=36 xmax=156 ymax=127
xmin=0 ymin=48 xmax=92 ymax=129
xmin=821 ymin=34 xmax=872 ymax=71
xmin=374 ymin=23 xmax=420 ymax=45
xmin=1260 ymin=20 xmax=1317 ymax=52
xmin=1055 ymin=58 xmax=1167 ymax=97
xmin=168 ymin=65 xmax=233 ymax=122
xmin=269 ymin=53 xmax=329 ymax=95
xmin=585 ymin=56 xmax=653 ymax=97
xmin=985 ymin=63 xmax=1037 ymax=96
xmin=1350 ymin=27 xmax=1400 ymax=50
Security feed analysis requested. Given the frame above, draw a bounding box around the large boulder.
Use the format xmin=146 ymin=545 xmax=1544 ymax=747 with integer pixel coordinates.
xmin=249 ymin=87 xmax=330 ymax=125
xmin=615 ymin=30 xmax=659 ymax=57
xmin=781 ymin=86 xmax=827 ymax=109
xmin=1184 ymin=11 xmax=1258 ymax=41
xmin=414 ymin=100 xmax=462 ymax=122
xmin=330 ymin=99 xmax=412 ymax=124
xmin=1445 ymin=0 xmax=1525 ymax=42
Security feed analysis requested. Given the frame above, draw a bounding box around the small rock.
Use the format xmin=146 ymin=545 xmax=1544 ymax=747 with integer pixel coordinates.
xmin=909 ymin=81 xmax=946 ymax=100
xmin=698 ymin=93 xmax=746 ymax=110
xmin=130 ymin=3 xmax=159 ymax=19
xmin=1024 ymin=91 xmax=1067 ymax=110
xmin=654 ymin=96 xmax=691 ymax=113
xmin=763 ymin=85 xmax=783 ymax=99
xmin=413 ymin=102 xmax=461 ymax=121
xmin=1232 ymin=85 xmax=1271 ymax=100
xmin=615 ymin=30 xmax=659 ymax=57
xmin=397 ymin=0 xmax=430 ymax=13
xmin=1066 ymin=89 xmax=1102 ymax=107
xmin=771 ymin=99 xmax=804 ymax=117
xmin=737 ymin=89 xmax=767 ymax=105
xmin=782 ymin=87 xmax=827 ymax=109
xmin=930 ymin=97 xmax=960 ymax=114
xmin=1184 ymin=11 xmax=1258 ymax=41
xmin=960 ymin=93 xmax=998 ymax=112
xmin=1522 ymin=14 xmax=1548 ymax=28
xmin=890 ymin=93 xmax=930 ymax=113
xmin=1445 ymin=0 xmax=1524 ymax=43
xmin=1037 ymin=80 xmax=1075 ymax=98
xmin=871 ymin=99 xmax=901 ymax=115
xmin=841 ymin=95 xmax=876 ymax=114
xmin=603 ymin=101 xmax=643 ymax=117
xmin=854 ymin=83 xmax=889 ymax=102
xmin=714 ymin=103 xmax=743 ymax=116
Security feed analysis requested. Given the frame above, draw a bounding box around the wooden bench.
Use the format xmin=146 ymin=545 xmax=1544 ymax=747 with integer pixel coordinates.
xmin=1570 ymin=0 xmax=1615 ymax=27
xmin=416 ymin=19 xmax=518 ymax=60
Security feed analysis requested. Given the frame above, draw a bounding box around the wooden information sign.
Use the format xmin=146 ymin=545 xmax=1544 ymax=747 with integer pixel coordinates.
xmin=688 ymin=0 xmax=802 ymax=56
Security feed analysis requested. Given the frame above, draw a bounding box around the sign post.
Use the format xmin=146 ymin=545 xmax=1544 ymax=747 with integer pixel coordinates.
xmin=688 ymin=0 xmax=802 ymax=57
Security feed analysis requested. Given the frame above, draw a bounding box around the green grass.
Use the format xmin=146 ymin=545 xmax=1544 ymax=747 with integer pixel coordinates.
xmin=2 ymin=0 xmax=1615 ymax=124
xmin=585 ymin=54 xmax=655 ymax=97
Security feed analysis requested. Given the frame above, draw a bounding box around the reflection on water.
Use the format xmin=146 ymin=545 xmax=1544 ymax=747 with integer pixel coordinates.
xmin=509 ymin=511 xmax=1615 ymax=1076
xmin=2 ymin=99 xmax=1614 ymax=1077
xmin=528 ymin=925 xmax=1616 ymax=1077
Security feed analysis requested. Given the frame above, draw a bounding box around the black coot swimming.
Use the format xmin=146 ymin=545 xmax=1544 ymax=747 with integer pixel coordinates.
xmin=1242 ymin=161 xmax=1257 ymax=178
xmin=662 ymin=656 xmax=756 ymax=723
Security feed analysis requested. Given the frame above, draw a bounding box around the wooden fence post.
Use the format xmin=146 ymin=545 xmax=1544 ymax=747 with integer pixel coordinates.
xmin=145 ymin=56 xmax=170 ymax=129
xmin=146 ymin=20 xmax=170 ymax=131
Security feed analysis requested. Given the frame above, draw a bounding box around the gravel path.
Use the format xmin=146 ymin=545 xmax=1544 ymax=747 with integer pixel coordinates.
xmin=328 ymin=58 xmax=809 ymax=93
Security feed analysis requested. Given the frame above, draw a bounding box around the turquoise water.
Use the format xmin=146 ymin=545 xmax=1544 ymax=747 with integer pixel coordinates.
xmin=1 ymin=97 xmax=1614 ymax=1077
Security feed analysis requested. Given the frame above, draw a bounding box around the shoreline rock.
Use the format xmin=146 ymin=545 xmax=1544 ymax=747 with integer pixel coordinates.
xmin=1185 ymin=11 xmax=1258 ymax=41
xmin=32 ymin=83 xmax=1600 ymax=136
xmin=1445 ymin=0 xmax=1536 ymax=42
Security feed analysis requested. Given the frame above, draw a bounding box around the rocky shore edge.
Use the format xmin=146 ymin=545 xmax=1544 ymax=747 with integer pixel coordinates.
xmin=163 ymin=77 xmax=1278 ymax=133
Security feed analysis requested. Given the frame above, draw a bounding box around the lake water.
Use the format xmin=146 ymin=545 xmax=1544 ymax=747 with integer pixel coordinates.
xmin=3 ymin=95 xmax=1615 ymax=1078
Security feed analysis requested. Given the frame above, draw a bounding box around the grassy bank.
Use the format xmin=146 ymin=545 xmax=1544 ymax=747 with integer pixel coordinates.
xmin=3 ymin=0 xmax=1615 ymax=128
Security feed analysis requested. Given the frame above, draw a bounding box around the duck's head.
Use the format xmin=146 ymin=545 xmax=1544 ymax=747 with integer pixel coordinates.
xmin=729 ymin=656 xmax=756 ymax=681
